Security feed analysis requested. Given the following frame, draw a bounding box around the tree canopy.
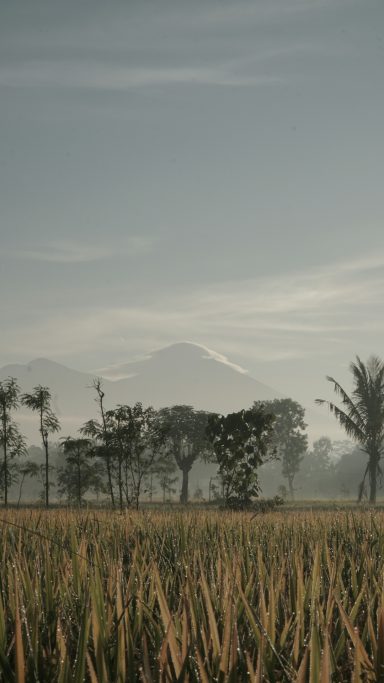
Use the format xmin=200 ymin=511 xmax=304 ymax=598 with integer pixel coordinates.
xmin=207 ymin=405 xmax=276 ymax=507
xmin=258 ymin=398 xmax=308 ymax=499
xmin=157 ymin=405 xmax=212 ymax=504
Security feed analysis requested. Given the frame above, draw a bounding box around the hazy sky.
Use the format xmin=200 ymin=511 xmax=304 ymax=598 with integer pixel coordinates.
xmin=1 ymin=0 xmax=384 ymax=411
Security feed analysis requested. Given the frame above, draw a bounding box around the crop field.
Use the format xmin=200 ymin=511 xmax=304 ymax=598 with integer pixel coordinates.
xmin=0 ymin=510 xmax=384 ymax=682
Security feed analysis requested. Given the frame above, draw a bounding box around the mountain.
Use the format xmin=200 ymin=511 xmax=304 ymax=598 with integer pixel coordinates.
xmin=105 ymin=342 xmax=281 ymax=411
xmin=0 ymin=358 xmax=100 ymax=442
xmin=0 ymin=343 xmax=281 ymax=443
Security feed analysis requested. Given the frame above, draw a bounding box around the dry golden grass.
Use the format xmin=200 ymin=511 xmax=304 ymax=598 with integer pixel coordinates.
xmin=0 ymin=508 xmax=383 ymax=681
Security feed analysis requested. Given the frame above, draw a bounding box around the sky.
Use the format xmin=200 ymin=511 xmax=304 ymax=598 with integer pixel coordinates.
xmin=1 ymin=0 xmax=384 ymax=416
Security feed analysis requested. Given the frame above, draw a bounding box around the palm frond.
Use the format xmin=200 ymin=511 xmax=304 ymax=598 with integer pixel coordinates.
xmin=316 ymin=400 xmax=366 ymax=443
xmin=323 ymin=377 xmax=365 ymax=431
xmin=350 ymin=356 xmax=384 ymax=432
xmin=318 ymin=356 xmax=384 ymax=502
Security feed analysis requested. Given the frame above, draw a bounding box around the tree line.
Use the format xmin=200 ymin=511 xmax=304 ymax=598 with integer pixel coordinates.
xmin=0 ymin=377 xmax=308 ymax=508
xmin=1 ymin=354 xmax=383 ymax=506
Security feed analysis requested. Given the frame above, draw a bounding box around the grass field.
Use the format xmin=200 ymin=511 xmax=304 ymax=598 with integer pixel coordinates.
xmin=0 ymin=508 xmax=383 ymax=682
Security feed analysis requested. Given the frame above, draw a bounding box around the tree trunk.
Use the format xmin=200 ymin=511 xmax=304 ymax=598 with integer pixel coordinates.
xmin=180 ymin=467 xmax=190 ymax=505
xmin=77 ymin=456 xmax=81 ymax=507
xmin=3 ymin=446 xmax=7 ymax=507
xmin=44 ymin=440 xmax=49 ymax=508
xmin=369 ymin=456 xmax=378 ymax=503
xmin=134 ymin=485 xmax=140 ymax=510
xmin=124 ymin=459 xmax=131 ymax=506
xmin=17 ymin=474 xmax=26 ymax=509
xmin=96 ymin=383 xmax=115 ymax=508
xmin=105 ymin=455 xmax=115 ymax=508
xmin=288 ymin=476 xmax=295 ymax=501
xmin=39 ymin=408 xmax=50 ymax=509
xmin=118 ymin=456 xmax=123 ymax=511
xmin=2 ymin=414 xmax=7 ymax=507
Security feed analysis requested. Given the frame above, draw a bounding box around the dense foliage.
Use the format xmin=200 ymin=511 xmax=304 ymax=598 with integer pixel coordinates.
xmin=207 ymin=406 xmax=276 ymax=506
xmin=157 ymin=405 xmax=212 ymax=504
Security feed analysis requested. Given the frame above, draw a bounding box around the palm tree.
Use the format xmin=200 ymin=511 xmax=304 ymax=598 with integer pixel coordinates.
xmin=316 ymin=356 xmax=384 ymax=503
xmin=21 ymin=386 xmax=60 ymax=508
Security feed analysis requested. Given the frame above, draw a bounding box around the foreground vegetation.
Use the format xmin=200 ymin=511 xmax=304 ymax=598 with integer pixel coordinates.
xmin=1 ymin=509 xmax=384 ymax=681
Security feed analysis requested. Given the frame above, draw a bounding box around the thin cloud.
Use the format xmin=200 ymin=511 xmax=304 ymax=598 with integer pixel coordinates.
xmin=204 ymin=1 xmax=323 ymax=26
xmin=0 ymin=61 xmax=283 ymax=91
xmin=1 ymin=250 xmax=383 ymax=367
xmin=5 ymin=237 xmax=153 ymax=264
xmin=337 ymin=252 xmax=384 ymax=274
xmin=198 ymin=344 xmax=248 ymax=374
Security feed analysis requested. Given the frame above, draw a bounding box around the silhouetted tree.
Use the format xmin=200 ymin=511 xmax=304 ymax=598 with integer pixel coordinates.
xmin=334 ymin=445 xmax=367 ymax=499
xmin=298 ymin=437 xmax=334 ymax=498
xmin=17 ymin=461 xmax=40 ymax=507
xmin=98 ymin=404 xmax=167 ymax=509
xmin=316 ymin=356 xmax=384 ymax=503
xmin=157 ymin=405 xmax=212 ymax=504
xmin=0 ymin=377 xmax=27 ymax=506
xmin=81 ymin=379 xmax=115 ymax=507
xmin=21 ymin=385 xmax=60 ymax=508
xmin=207 ymin=406 xmax=276 ymax=507
xmin=121 ymin=403 xmax=165 ymax=509
xmin=258 ymin=398 xmax=308 ymax=499
xmin=105 ymin=405 xmax=132 ymax=510
xmin=58 ymin=437 xmax=104 ymax=506
xmin=208 ymin=475 xmax=223 ymax=502
xmin=311 ymin=437 xmax=332 ymax=469
xmin=157 ymin=457 xmax=178 ymax=503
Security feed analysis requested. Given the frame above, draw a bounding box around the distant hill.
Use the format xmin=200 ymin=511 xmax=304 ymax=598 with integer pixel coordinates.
xmin=0 ymin=342 xmax=281 ymax=443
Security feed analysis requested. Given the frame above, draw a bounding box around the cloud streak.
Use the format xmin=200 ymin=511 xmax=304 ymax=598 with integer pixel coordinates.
xmin=0 ymin=61 xmax=283 ymax=91
xmin=1 ymin=251 xmax=383 ymax=368
xmin=4 ymin=237 xmax=153 ymax=264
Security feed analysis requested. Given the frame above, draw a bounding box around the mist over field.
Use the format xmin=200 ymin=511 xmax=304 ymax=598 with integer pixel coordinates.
xmin=0 ymin=341 xmax=364 ymax=503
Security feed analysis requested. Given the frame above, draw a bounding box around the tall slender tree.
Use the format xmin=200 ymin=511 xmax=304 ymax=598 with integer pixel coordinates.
xmin=316 ymin=355 xmax=384 ymax=503
xmin=106 ymin=406 xmax=131 ymax=510
xmin=0 ymin=378 xmax=27 ymax=506
xmin=81 ymin=379 xmax=115 ymax=508
xmin=21 ymin=385 xmax=60 ymax=508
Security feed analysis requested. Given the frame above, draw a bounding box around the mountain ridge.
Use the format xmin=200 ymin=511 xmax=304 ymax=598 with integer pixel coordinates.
xmin=0 ymin=342 xmax=281 ymax=443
